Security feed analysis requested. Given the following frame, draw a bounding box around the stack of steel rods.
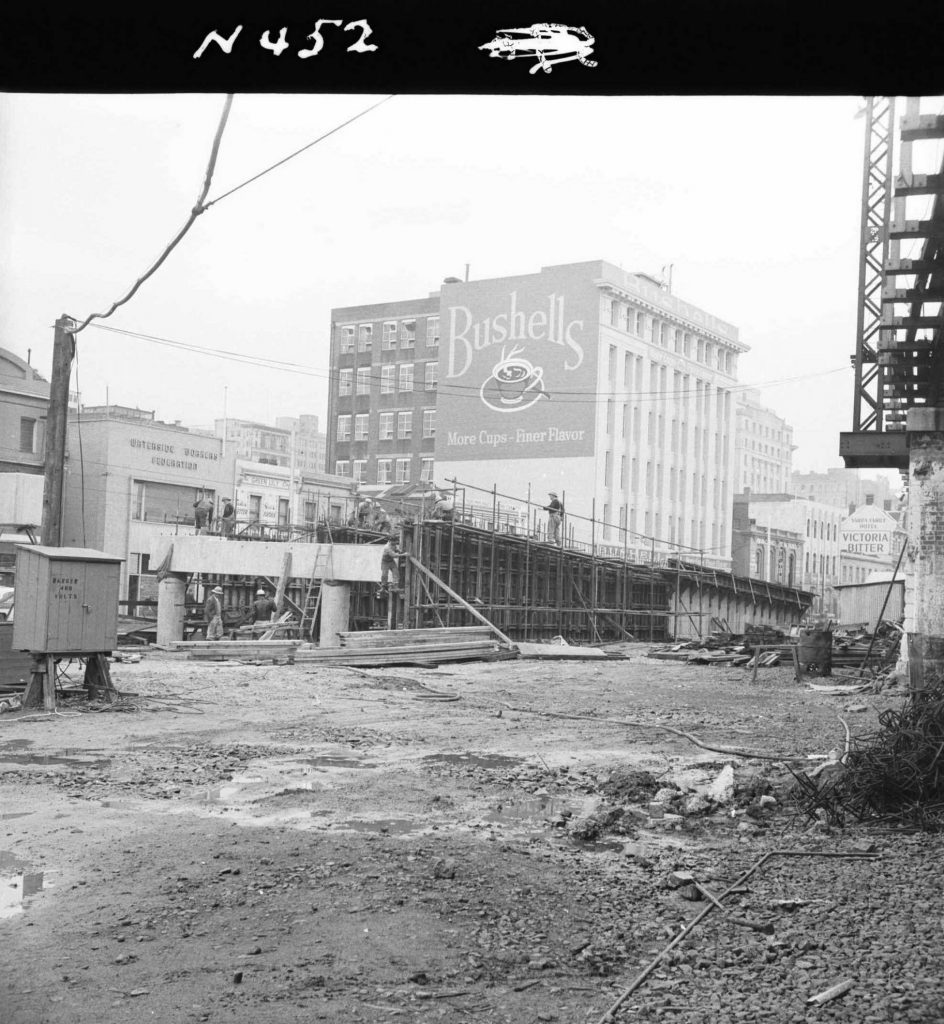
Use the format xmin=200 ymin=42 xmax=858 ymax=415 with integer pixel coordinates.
xmin=791 ymin=676 xmax=944 ymax=828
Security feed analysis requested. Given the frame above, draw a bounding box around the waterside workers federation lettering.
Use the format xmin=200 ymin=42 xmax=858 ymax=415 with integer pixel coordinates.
xmin=129 ymin=437 xmax=221 ymax=473
xmin=447 ymin=292 xmax=584 ymax=378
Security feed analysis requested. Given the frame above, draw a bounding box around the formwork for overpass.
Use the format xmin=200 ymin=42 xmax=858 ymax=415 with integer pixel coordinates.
xmin=337 ymin=522 xmax=814 ymax=644
xmin=150 ymin=521 xmax=814 ymax=646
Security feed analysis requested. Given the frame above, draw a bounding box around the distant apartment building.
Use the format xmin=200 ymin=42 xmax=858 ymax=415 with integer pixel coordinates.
xmin=326 ymin=293 xmax=441 ymax=492
xmin=326 ymin=261 xmax=747 ymax=566
xmin=734 ymin=388 xmax=794 ymax=494
xmin=1 ymin=347 xmax=49 ymax=541
xmin=731 ymin=499 xmax=802 ymax=588
xmin=274 ymin=415 xmax=326 ymax=475
xmin=734 ymin=492 xmax=845 ymax=616
xmin=790 ymin=467 xmax=898 ymax=513
xmin=1 ymin=347 xmax=48 ymax=477
xmin=214 ymin=414 xmax=326 ymax=473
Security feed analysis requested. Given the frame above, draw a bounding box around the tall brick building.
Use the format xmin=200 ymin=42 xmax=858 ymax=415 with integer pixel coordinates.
xmin=326 ymin=294 xmax=441 ymax=490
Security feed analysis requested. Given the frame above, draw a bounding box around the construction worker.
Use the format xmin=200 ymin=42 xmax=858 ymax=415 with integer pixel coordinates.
xmin=205 ymin=586 xmax=224 ymax=640
xmin=544 ymin=492 xmax=564 ymax=545
xmin=220 ymin=498 xmax=236 ymax=539
xmin=356 ymin=496 xmax=373 ymax=528
xmin=251 ymin=589 xmax=277 ymax=623
xmin=193 ymin=494 xmax=213 ymax=534
xmin=377 ymin=537 xmax=401 ymax=599
xmin=372 ymin=505 xmax=392 ymax=534
xmin=432 ymin=490 xmax=455 ymax=522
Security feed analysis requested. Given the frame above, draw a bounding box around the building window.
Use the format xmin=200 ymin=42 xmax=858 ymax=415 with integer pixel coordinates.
xmin=304 ymin=500 xmax=316 ymax=523
xmin=356 ymin=367 xmax=371 ymax=395
xmin=19 ymin=417 xmax=36 ymax=453
xmin=604 ymin=451 xmax=612 ymax=486
xmin=335 ymin=460 xmax=350 ymax=477
xmin=397 ymin=411 xmax=412 ymax=440
xmin=423 ymin=408 xmax=436 ymax=438
xmin=420 ymin=457 xmax=434 ymax=482
xmin=382 ymin=321 xmax=397 ymax=349
xmin=379 ymin=412 xmax=394 ymax=440
xmin=426 ymin=316 xmax=439 ymax=347
xmin=336 ymin=414 xmax=351 ymax=442
xmin=425 ymin=361 xmax=438 ymax=390
xmin=358 ymin=324 xmax=372 ymax=352
xmin=635 ymin=311 xmax=644 ymax=336
xmin=395 ymin=457 xmax=411 ymax=484
xmin=354 ymin=414 xmax=369 ymax=441
xmin=377 ymin=459 xmax=393 ymax=484
xmin=339 ymin=325 xmax=355 ymax=354
xmin=249 ymin=494 xmax=262 ymax=520
xmin=381 ymin=364 xmax=395 ymax=394
xmin=278 ymin=497 xmax=290 ymax=525
xmin=338 ymin=369 xmax=353 ymax=396
xmin=399 ymin=363 xmax=414 ymax=392
xmin=353 ymin=459 xmax=367 ymax=483
xmin=401 ymin=319 xmax=416 ymax=349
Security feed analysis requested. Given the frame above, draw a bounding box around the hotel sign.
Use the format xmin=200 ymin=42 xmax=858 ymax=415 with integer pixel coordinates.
xmin=840 ymin=505 xmax=899 ymax=557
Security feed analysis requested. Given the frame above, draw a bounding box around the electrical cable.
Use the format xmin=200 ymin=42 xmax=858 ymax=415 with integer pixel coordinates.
xmin=83 ymin=321 xmax=848 ymax=407
xmin=72 ymin=95 xmax=235 ymax=335
xmin=204 ymin=94 xmax=396 ymax=209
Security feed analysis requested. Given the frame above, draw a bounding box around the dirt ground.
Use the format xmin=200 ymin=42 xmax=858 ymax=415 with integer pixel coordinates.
xmin=1 ymin=646 xmax=942 ymax=1024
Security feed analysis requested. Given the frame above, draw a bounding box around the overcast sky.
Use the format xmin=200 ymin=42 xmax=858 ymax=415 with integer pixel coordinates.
xmin=1 ymin=93 xmax=934 ymax=480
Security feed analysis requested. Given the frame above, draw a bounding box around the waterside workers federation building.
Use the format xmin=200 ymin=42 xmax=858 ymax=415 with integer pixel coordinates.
xmin=327 ymin=261 xmax=748 ymax=567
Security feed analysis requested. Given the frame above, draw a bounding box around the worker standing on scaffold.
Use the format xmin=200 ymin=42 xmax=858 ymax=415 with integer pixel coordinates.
xmin=544 ymin=492 xmax=564 ymax=545
xmin=376 ymin=537 xmax=401 ymax=599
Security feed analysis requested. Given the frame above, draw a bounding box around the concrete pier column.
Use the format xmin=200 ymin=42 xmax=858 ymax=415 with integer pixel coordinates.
xmin=319 ymin=581 xmax=352 ymax=648
xmin=905 ymin=407 xmax=944 ymax=687
xmin=157 ymin=573 xmax=188 ymax=646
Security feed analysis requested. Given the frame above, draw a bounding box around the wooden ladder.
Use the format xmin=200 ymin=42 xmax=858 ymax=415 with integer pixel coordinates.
xmin=300 ymin=538 xmax=334 ymax=641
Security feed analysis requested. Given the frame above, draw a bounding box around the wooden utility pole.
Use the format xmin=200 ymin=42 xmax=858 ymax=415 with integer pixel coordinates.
xmin=40 ymin=316 xmax=76 ymax=546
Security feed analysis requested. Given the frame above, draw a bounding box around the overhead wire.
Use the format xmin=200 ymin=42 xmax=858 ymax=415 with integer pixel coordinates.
xmin=84 ymin=321 xmax=848 ymax=407
xmin=72 ymin=95 xmax=235 ymax=335
xmin=204 ymin=94 xmax=396 ymax=209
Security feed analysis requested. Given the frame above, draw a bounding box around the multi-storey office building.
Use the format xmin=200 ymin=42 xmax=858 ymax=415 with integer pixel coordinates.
xmin=434 ymin=261 xmax=747 ymax=565
xmin=790 ymin=467 xmax=898 ymax=514
xmin=735 ymin=492 xmax=846 ymax=615
xmin=214 ymin=414 xmax=326 ymax=474
xmin=326 ymin=262 xmax=747 ymax=566
xmin=327 ymin=294 xmax=441 ymax=491
xmin=734 ymin=388 xmax=795 ymax=494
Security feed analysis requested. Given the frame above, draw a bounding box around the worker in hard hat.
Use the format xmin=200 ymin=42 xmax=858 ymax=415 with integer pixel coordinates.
xmin=205 ymin=586 xmax=225 ymax=640
xmin=251 ymin=589 xmax=277 ymax=623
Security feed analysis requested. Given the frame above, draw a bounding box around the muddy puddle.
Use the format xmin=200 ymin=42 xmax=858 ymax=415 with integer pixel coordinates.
xmin=0 ymin=850 xmax=47 ymax=920
xmin=0 ymin=750 xmax=111 ymax=769
xmin=301 ymin=756 xmax=377 ymax=770
xmin=332 ymin=818 xmax=423 ymax=835
xmin=421 ymin=752 xmax=524 ymax=771
xmin=484 ymin=797 xmax=568 ymax=824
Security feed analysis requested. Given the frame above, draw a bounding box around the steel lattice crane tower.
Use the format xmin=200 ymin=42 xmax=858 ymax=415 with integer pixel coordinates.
xmin=841 ymin=96 xmax=944 ymax=469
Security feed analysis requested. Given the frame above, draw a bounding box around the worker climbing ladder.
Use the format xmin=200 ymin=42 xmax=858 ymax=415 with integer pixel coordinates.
xmin=300 ymin=533 xmax=334 ymax=641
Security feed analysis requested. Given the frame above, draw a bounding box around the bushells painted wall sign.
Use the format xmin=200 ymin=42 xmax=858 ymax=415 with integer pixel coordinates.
xmin=435 ymin=269 xmax=599 ymax=461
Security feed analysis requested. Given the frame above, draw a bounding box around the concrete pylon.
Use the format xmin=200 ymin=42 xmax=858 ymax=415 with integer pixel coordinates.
xmin=319 ymin=581 xmax=352 ymax=648
xmin=157 ymin=573 xmax=189 ymax=646
xmin=905 ymin=407 xmax=944 ymax=687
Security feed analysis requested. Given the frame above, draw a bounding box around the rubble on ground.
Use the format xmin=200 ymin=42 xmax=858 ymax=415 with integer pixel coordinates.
xmin=789 ymin=674 xmax=944 ymax=830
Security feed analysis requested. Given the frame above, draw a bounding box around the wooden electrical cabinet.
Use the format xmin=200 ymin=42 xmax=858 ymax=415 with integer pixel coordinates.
xmin=12 ymin=546 xmax=122 ymax=654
